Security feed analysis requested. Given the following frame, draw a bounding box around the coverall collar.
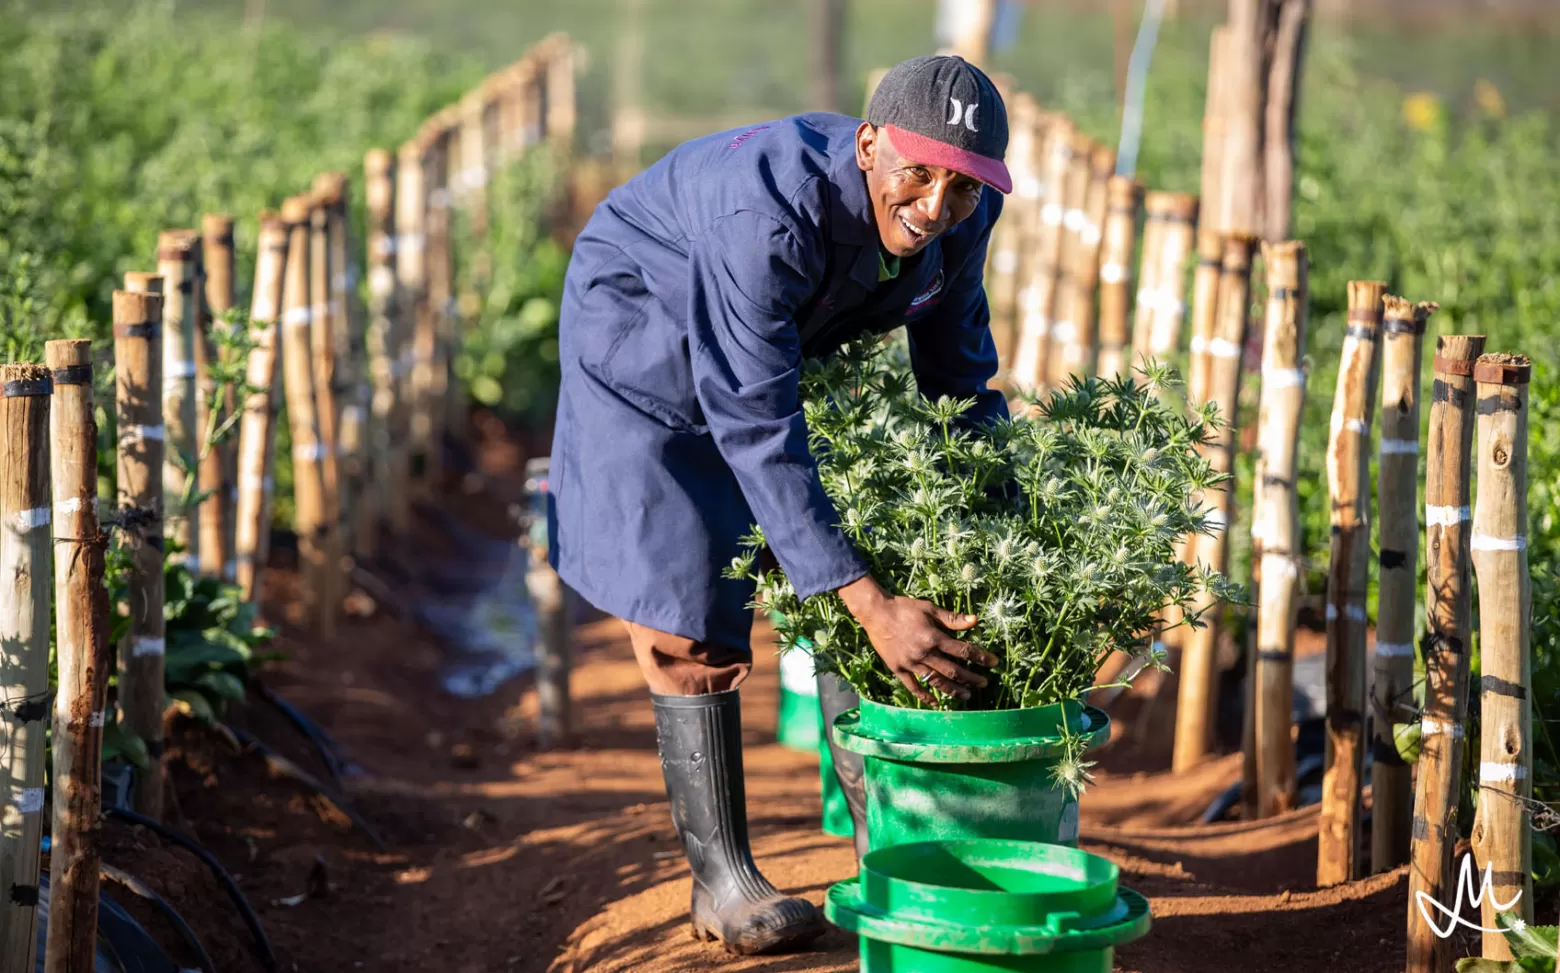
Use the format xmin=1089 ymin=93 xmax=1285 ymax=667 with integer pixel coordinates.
xmin=826 ymin=133 xmax=888 ymax=292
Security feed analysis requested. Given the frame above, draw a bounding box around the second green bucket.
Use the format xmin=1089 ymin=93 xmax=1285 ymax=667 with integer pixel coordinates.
xmin=833 ymin=698 xmax=1110 ymax=850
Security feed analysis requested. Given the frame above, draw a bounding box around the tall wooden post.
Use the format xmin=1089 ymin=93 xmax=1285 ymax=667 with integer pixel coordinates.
xmin=1247 ymin=242 xmax=1309 ymax=818
xmin=1056 ymin=145 xmax=1115 ymax=379
xmin=1130 ymin=197 xmax=1169 ymax=367
xmin=1406 ymin=333 xmax=1486 ymax=973
xmin=1010 ymin=117 xmax=1074 ymax=393
xmin=1200 ymin=25 xmax=1230 ymax=238
xmin=364 ymin=149 xmax=398 ymax=553
xmin=1372 ymin=297 xmax=1432 ymax=874
xmin=1186 ymin=230 xmax=1225 ymax=404
xmin=1316 ymin=280 xmax=1385 ymax=868
xmin=233 ymin=213 xmax=291 ymax=602
xmin=1218 ymin=0 xmax=1265 ymax=237
xmin=1469 ymin=352 xmax=1533 ymax=957
xmin=392 ymin=138 xmax=428 ymax=535
xmin=1173 ymin=234 xmax=1254 ymax=773
xmin=308 ymin=192 xmax=345 ymax=625
xmin=1043 ymin=132 xmax=1096 ymax=390
xmin=315 ymin=173 xmax=364 ymax=558
xmin=280 ymin=203 xmax=334 ymax=640
xmin=44 ymin=339 xmax=110 ymax=973
xmin=113 ymin=291 xmax=167 ymax=820
xmin=459 ymin=89 xmax=491 ymax=238
xmin=1096 ymin=175 xmax=1144 ymax=381
xmin=202 ymin=214 xmax=238 ymax=581
xmin=1142 ymin=193 xmax=1199 ymax=360
xmin=1263 ymin=0 xmax=1310 ymax=243
xmin=0 ymin=362 xmax=52 ymax=973
xmin=543 ymin=35 xmax=577 ymax=150
xmin=423 ymin=126 xmax=454 ymax=491
xmin=945 ymin=0 xmax=996 ymax=66
xmin=157 ymin=231 xmax=200 ymax=566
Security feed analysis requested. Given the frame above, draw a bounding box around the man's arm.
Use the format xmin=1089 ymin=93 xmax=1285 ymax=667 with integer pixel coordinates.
xmin=906 ymin=193 xmax=1008 ymax=428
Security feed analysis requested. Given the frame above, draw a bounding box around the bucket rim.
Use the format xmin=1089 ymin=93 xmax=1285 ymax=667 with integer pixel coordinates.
xmin=833 ymin=703 xmax=1111 ymax=763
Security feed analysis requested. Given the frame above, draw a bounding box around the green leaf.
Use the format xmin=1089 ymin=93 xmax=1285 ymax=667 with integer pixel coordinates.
xmin=101 ymin=719 xmax=151 ymax=772
xmin=195 ymin=670 xmax=247 ymax=702
xmin=171 ymin=689 xmax=217 ymax=724
xmin=1500 ymin=912 xmax=1559 ymax=961
xmin=1395 ymin=720 xmax=1423 ymax=764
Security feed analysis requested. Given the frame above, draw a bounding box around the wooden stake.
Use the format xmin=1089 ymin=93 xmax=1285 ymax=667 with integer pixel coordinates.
xmin=1372 ymin=296 xmax=1433 ymax=874
xmin=233 ymin=213 xmax=291 ymax=602
xmin=308 ymin=192 xmax=345 ymax=629
xmin=1056 ymin=145 xmax=1116 ymax=380
xmin=1096 ymin=175 xmax=1144 ymax=381
xmin=1218 ymin=1 xmax=1265 ymax=236
xmin=1406 ymin=332 xmax=1487 ymax=973
xmin=1262 ymin=0 xmax=1310 ymax=242
xmin=112 ymin=291 xmax=167 ymax=820
xmin=1173 ymin=233 xmax=1254 ymax=773
xmin=1143 ymin=193 xmax=1199 ymax=360
xmin=156 ymin=231 xmax=200 ymax=567
xmin=315 ymin=173 xmax=364 ymax=559
xmin=0 ymin=362 xmax=52 ymax=973
xmin=1043 ymin=132 xmax=1097 ymax=390
xmin=543 ymin=35 xmax=577 ymax=149
xmin=987 ymin=96 xmax=1039 ymax=379
xmin=1130 ymin=196 xmax=1168 ymax=366
xmin=1010 ymin=117 xmax=1074 ymax=394
xmin=364 ymin=149 xmax=398 ymax=552
xmin=1199 ymin=25 xmax=1230 ymax=237
xmin=393 ymin=138 xmax=428 ymax=534
xmin=202 ymin=214 xmax=237 ymax=581
xmin=459 ymin=89 xmax=491 ymax=237
xmin=280 ymin=202 xmax=334 ymax=640
xmin=1469 ymin=352 xmax=1533 ymax=957
xmin=44 ymin=339 xmax=110 ymax=973
xmin=1315 ymin=280 xmax=1386 ymax=868
xmin=418 ymin=128 xmax=454 ymax=492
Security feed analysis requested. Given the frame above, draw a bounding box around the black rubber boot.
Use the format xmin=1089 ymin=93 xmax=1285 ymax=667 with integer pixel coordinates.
xmin=652 ymin=689 xmax=825 ymax=954
xmin=816 ymin=672 xmax=871 ymax=860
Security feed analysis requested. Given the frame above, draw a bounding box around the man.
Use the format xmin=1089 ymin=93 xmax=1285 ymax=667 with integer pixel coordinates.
xmin=548 ymin=55 xmax=1011 ymax=953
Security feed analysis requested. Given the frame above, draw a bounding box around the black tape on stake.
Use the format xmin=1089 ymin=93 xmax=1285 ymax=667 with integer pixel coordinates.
xmin=1379 ymin=549 xmax=1408 ymax=569
xmin=1256 ymin=649 xmax=1291 ymax=663
xmin=1270 ymin=286 xmax=1300 ymax=301
xmin=1345 ymin=325 xmax=1377 ymax=342
xmin=1372 ymin=736 xmax=1409 ymax=767
xmin=114 ymin=322 xmax=161 ymax=339
xmin=1383 ymin=315 xmax=1423 ymax=335
xmin=52 ymin=364 xmax=93 ymax=386
xmin=9 ymin=884 xmax=38 ymax=907
xmin=1480 ymin=674 xmax=1528 ymax=700
xmin=3 ymin=378 xmax=51 ymax=397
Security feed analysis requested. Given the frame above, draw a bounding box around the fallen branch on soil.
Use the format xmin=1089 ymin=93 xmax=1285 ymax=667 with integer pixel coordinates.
xmin=100 ymin=861 xmax=217 ymax=973
xmin=104 ymin=806 xmax=277 ymax=972
xmin=222 ymin=723 xmax=387 ymax=850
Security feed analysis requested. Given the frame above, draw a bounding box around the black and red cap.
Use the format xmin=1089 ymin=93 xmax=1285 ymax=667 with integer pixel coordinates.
xmin=865 ymin=55 xmax=1012 ymax=195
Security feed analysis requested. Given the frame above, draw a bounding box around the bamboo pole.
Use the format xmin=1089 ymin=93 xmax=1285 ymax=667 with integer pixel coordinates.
xmin=44 ymin=338 xmax=110 ymax=973
xmin=157 ymin=231 xmax=200 ymax=566
xmin=1372 ymin=297 xmax=1433 ymax=874
xmin=1186 ymin=230 xmax=1225 ymax=403
xmin=364 ymin=149 xmax=398 ymax=554
xmin=1200 ymin=25 xmax=1230 ymax=237
xmin=1043 ymin=132 xmax=1096 ymax=391
xmin=1315 ymin=280 xmax=1386 ymax=867
xmin=1010 ymin=117 xmax=1074 ymax=394
xmin=0 ymin=362 xmax=52 ymax=973
xmin=1469 ymin=352 xmax=1533 ymax=957
xmin=419 ymin=127 xmax=454 ymax=491
xmin=1096 ymin=175 xmax=1143 ymax=381
xmin=1218 ymin=1 xmax=1265 ymax=237
xmin=112 ymin=291 xmax=167 ymax=821
xmin=308 ymin=192 xmax=345 ymax=629
xmin=459 ymin=89 xmax=491 ymax=238
xmin=1130 ymin=197 xmax=1168 ymax=366
xmin=988 ymin=95 xmax=1039 ymax=378
xmin=1245 ymin=243 xmax=1310 ymax=819
xmin=1173 ymin=233 xmax=1254 ymax=773
xmin=233 ymin=213 xmax=291 ymax=602
xmin=1054 ymin=145 xmax=1115 ymax=380
xmin=1144 ymin=193 xmax=1199 ymax=359
xmin=392 ymin=138 xmax=428 ymax=534
xmin=280 ymin=204 xmax=334 ymax=640
xmin=1263 ymin=0 xmax=1310 ymax=243
xmin=1406 ymin=332 xmax=1487 ymax=973
xmin=202 ymin=214 xmax=238 ymax=581
xmin=315 ymin=172 xmax=364 ymax=559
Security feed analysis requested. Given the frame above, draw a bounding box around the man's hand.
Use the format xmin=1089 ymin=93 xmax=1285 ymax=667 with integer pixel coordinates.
xmin=837 ymin=575 xmax=999 ymax=704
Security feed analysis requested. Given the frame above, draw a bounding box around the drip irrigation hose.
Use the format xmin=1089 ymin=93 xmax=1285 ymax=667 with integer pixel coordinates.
xmin=104 ymin=806 xmax=277 ymax=972
xmin=253 ymin=682 xmax=359 ymax=783
xmin=101 ymin=862 xmax=219 ymax=973
xmin=223 ymin=723 xmax=387 ymax=851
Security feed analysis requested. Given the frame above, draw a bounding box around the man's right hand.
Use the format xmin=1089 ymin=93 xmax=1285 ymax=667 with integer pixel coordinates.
xmin=836 ymin=575 xmax=1000 ymax=704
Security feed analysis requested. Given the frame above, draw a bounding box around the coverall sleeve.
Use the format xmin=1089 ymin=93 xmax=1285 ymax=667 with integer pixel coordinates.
xmin=687 ymin=210 xmax=870 ymax=600
xmin=906 ymin=196 xmax=1009 ymax=429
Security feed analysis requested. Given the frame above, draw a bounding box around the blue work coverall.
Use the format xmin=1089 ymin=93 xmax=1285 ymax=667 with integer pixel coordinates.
xmin=547 ymin=112 xmax=1008 ymax=661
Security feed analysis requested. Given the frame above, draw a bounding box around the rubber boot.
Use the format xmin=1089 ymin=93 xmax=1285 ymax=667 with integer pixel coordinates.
xmin=652 ymin=689 xmax=825 ymax=954
xmin=816 ymin=672 xmax=871 ymax=860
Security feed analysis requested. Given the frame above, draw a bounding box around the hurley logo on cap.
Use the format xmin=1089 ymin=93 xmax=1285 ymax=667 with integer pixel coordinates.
xmin=866 ymin=55 xmax=1012 ymax=194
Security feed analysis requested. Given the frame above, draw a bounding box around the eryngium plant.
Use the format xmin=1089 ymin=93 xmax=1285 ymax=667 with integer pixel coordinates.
xmin=727 ymin=337 xmax=1242 ymax=712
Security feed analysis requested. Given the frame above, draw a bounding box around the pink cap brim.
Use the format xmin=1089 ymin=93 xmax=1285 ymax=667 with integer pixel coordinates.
xmin=884 ymin=124 xmax=1013 ymax=195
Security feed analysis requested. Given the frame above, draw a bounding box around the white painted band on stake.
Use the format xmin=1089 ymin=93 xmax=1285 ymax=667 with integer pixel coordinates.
xmin=1375 ymin=641 xmax=1416 ymax=658
xmin=1063 ymin=208 xmax=1087 ymax=232
xmin=342 ymin=405 xmax=364 ymax=427
xmin=1080 ymin=224 xmax=1102 ymax=246
xmin=1024 ymin=312 xmax=1050 ymax=336
xmin=1100 ymin=263 xmax=1125 ymax=284
xmin=15 ymin=787 xmax=43 ymax=814
xmin=167 ymin=551 xmax=192 ymax=568
xmin=165 ymin=360 xmax=197 ymax=380
xmin=1472 ymin=533 xmax=1527 ymax=551
xmin=1208 ymin=337 xmax=1242 ymax=359
xmin=78 ymin=711 xmax=105 ymax=728
xmin=121 ymin=424 xmax=165 ymax=442
xmin=1267 ymin=368 xmax=1306 ymax=389
xmin=311 ymin=303 xmax=330 ymax=321
xmin=1051 ymin=320 xmax=1077 ymax=342
xmin=1422 ymin=718 xmax=1465 ymax=738
xmin=1480 ymin=762 xmax=1528 ymax=783
xmin=55 ymin=497 xmax=97 ymax=517
xmin=1326 ymin=603 xmax=1368 ymax=623
xmin=1427 ymin=505 xmax=1471 ymax=526
xmin=1190 ymin=335 xmax=1207 ymax=354
xmin=370 ymin=266 xmax=396 ymax=297
xmin=132 ymin=636 xmax=165 ymax=657
xmin=1382 ymin=439 xmax=1419 ymax=455
xmin=377 ymin=237 xmax=397 ymax=257
xmin=1023 ymin=286 xmax=1045 ymax=312
xmin=463 ymin=166 xmax=488 ymax=189
xmin=397 ymin=234 xmax=426 ymax=254
xmin=1261 ymin=553 xmax=1299 ymax=582
xmin=1019 ymin=176 xmax=1043 ymax=199
xmin=993 ymin=250 xmax=1019 ymax=275
xmin=284 ymin=306 xmax=313 ymax=326
xmin=294 ymin=442 xmax=329 ymax=462
xmin=13 ymin=507 xmax=50 ymax=531
xmin=1041 ymin=203 xmax=1064 ymax=226
xmin=1331 ymin=416 xmax=1369 ymax=434
xmin=253 ymin=298 xmax=279 ymax=322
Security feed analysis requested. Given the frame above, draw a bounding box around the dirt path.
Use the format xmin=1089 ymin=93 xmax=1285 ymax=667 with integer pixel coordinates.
xmin=107 ymin=436 xmax=1438 ymax=973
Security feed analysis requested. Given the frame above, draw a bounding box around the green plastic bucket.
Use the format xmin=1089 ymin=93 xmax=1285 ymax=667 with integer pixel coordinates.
xmin=817 ymin=698 xmax=856 ymax=838
xmin=833 ymin=699 xmax=1110 ymax=850
xmin=775 ymin=643 xmax=821 ymax=752
xmin=826 ymin=839 xmax=1150 ymax=972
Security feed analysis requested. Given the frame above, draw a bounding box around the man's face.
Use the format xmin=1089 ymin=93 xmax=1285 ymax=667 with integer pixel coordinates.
xmin=855 ymin=123 xmax=985 ymax=258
